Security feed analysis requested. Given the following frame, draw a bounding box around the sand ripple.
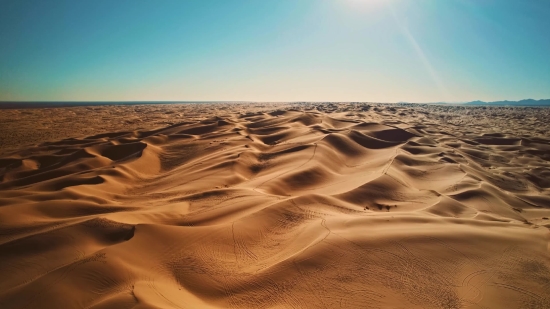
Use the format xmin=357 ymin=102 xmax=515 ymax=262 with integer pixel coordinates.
xmin=1 ymin=103 xmax=549 ymax=308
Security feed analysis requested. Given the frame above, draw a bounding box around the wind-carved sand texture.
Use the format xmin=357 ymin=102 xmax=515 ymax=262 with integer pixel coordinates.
xmin=1 ymin=103 xmax=549 ymax=309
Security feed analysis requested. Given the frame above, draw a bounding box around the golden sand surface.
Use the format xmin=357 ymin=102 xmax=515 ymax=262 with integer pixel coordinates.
xmin=1 ymin=103 xmax=549 ymax=308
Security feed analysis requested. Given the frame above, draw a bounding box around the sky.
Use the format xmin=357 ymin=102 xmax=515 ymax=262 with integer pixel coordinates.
xmin=1 ymin=0 xmax=549 ymax=102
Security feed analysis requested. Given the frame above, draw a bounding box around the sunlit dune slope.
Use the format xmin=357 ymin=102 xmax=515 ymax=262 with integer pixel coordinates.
xmin=1 ymin=103 xmax=549 ymax=309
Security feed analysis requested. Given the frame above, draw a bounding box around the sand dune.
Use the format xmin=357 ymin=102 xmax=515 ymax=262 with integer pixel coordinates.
xmin=1 ymin=103 xmax=549 ymax=308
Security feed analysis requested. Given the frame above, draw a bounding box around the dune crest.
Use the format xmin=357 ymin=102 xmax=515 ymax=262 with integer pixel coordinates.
xmin=1 ymin=103 xmax=549 ymax=309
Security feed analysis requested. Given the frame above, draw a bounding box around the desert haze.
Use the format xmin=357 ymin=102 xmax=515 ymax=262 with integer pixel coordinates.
xmin=0 ymin=102 xmax=549 ymax=309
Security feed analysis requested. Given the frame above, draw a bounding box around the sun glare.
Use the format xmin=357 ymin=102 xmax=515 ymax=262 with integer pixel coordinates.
xmin=345 ymin=0 xmax=389 ymax=11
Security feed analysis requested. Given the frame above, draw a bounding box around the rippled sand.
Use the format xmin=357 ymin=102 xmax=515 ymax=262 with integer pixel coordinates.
xmin=1 ymin=103 xmax=549 ymax=309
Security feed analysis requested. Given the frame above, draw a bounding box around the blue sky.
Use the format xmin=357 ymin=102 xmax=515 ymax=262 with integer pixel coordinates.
xmin=1 ymin=0 xmax=549 ymax=102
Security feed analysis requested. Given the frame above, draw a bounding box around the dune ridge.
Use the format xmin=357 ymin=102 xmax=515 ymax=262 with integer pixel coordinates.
xmin=1 ymin=103 xmax=549 ymax=309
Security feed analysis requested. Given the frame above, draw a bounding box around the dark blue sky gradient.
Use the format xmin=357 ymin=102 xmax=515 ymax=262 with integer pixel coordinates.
xmin=1 ymin=0 xmax=549 ymax=102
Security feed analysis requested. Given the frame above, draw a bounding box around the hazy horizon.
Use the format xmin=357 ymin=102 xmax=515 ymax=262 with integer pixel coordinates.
xmin=2 ymin=0 xmax=549 ymax=102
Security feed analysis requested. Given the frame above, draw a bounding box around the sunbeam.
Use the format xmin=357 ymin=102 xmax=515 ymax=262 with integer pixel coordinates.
xmin=387 ymin=3 xmax=453 ymax=102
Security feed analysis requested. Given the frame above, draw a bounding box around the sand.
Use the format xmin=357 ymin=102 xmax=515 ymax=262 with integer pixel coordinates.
xmin=0 ymin=102 xmax=549 ymax=309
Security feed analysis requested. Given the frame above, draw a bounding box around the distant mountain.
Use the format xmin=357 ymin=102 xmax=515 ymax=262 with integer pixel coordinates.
xmin=463 ymin=99 xmax=550 ymax=106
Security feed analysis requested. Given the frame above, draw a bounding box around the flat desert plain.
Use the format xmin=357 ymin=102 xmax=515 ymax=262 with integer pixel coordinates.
xmin=0 ymin=102 xmax=549 ymax=309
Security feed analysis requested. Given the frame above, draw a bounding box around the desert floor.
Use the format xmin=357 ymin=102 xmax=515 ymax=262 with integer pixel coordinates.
xmin=1 ymin=102 xmax=549 ymax=309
